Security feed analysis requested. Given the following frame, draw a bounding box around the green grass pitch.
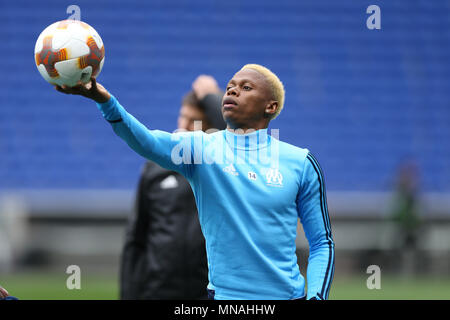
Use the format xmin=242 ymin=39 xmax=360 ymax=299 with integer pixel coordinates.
xmin=1 ymin=272 xmax=449 ymax=300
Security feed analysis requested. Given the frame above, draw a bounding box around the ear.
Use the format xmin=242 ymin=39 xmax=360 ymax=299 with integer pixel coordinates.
xmin=264 ymin=101 xmax=278 ymax=118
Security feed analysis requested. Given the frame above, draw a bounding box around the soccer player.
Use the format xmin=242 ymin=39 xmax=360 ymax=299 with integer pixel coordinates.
xmin=120 ymin=76 xmax=226 ymax=299
xmin=56 ymin=64 xmax=335 ymax=300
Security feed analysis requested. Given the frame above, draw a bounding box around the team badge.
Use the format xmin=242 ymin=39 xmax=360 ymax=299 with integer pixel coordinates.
xmin=265 ymin=168 xmax=283 ymax=187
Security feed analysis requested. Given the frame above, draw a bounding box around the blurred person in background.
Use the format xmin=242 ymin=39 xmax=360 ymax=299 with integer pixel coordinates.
xmin=119 ymin=75 xmax=226 ymax=299
xmin=389 ymin=160 xmax=423 ymax=275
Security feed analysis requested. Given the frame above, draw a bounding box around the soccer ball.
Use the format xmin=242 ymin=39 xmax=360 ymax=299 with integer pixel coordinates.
xmin=34 ymin=20 xmax=105 ymax=87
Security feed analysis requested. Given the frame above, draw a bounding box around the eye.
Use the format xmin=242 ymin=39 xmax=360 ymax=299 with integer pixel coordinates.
xmin=243 ymin=85 xmax=252 ymax=90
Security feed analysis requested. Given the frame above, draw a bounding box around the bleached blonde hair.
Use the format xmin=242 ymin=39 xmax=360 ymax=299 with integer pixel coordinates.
xmin=239 ymin=64 xmax=285 ymax=119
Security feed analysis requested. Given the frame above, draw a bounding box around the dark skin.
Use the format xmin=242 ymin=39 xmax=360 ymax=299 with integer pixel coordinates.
xmin=55 ymin=68 xmax=278 ymax=132
xmin=222 ymin=69 xmax=278 ymax=131
xmin=55 ymin=77 xmax=110 ymax=103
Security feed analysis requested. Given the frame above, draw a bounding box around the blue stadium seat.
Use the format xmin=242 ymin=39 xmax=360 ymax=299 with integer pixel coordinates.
xmin=0 ymin=0 xmax=449 ymax=192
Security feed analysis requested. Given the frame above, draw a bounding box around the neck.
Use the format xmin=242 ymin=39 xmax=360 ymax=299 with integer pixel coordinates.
xmin=226 ymin=127 xmax=267 ymax=135
xmin=224 ymin=127 xmax=270 ymax=150
xmin=226 ymin=121 xmax=269 ymax=133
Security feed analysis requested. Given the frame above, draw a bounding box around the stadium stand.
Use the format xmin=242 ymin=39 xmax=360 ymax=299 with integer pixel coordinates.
xmin=0 ymin=0 xmax=449 ymax=274
xmin=0 ymin=0 xmax=449 ymax=192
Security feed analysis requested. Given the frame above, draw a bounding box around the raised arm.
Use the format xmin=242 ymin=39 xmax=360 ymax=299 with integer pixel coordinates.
xmin=297 ymin=152 xmax=335 ymax=300
xmin=55 ymin=78 xmax=195 ymax=176
xmin=192 ymin=75 xmax=226 ymax=130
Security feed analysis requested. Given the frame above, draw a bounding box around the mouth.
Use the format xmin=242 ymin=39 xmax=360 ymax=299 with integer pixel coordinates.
xmin=223 ymin=97 xmax=238 ymax=110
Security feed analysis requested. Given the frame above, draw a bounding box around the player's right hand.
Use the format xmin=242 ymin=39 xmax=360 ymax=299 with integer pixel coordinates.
xmin=55 ymin=77 xmax=111 ymax=103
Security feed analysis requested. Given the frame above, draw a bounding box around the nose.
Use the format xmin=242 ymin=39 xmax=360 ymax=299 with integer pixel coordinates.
xmin=227 ymin=86 xmax=239 ymax=96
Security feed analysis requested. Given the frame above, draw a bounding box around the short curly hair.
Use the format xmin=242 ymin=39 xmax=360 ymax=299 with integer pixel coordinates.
xmin=239 ymin=64 xmax=285 ymax=119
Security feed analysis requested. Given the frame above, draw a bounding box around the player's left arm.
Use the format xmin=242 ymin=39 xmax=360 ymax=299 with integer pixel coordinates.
xmin=297 ymin=152 xmax=335 ymax=300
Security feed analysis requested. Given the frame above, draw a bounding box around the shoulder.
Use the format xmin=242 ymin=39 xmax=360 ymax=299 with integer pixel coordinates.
xmin=201 ymin=129 xmax=226 ymax=144
xmin=172 ymin=129 xmax=223 ymax=139
xmin=204 ymin=129 xmax=225 ymax=137
xmin=142 ymin=160 xmax=157 ymax=173
xmin=274 ymin=138 xmax=310 ymax=163
xmin=271 ymin=139 xmax=329 ymax=182
xmin=141 ymin=160 xmax=175 ymax=178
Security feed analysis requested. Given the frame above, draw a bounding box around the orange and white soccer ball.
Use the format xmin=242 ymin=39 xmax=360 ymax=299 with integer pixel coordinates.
xmin=34 ymin=20 xmax=105 ymax=87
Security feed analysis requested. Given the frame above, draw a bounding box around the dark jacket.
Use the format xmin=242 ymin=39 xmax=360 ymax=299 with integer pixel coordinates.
xmin=199 ymin=93 xmax=225 ymax=130
xmin=120 ymin=92 xmax=225 ymax=299
xmin=120 ymin=162 xmax=208 ymax=299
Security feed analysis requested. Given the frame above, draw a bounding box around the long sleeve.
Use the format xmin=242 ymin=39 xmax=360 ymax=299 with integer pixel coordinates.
xmin=96 ymin=95 xmax=195 ymax=177
xmin=297 ymin=152 xmax=335 ymax=300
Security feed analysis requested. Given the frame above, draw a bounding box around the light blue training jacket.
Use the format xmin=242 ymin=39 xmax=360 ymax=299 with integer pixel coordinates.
xmin=97 ymin=95 xmax=335 ymax=300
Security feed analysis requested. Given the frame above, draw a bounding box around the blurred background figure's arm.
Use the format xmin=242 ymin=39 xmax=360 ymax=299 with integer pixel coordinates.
xmin=192 ymin=75 xmax=226 ymax=130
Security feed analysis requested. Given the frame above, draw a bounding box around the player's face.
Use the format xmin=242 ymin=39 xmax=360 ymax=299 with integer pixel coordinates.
xmin=222 ymin=69 xmax=276 ymax=130
xmin=178 ymin=104 xmax=210 ymax=132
